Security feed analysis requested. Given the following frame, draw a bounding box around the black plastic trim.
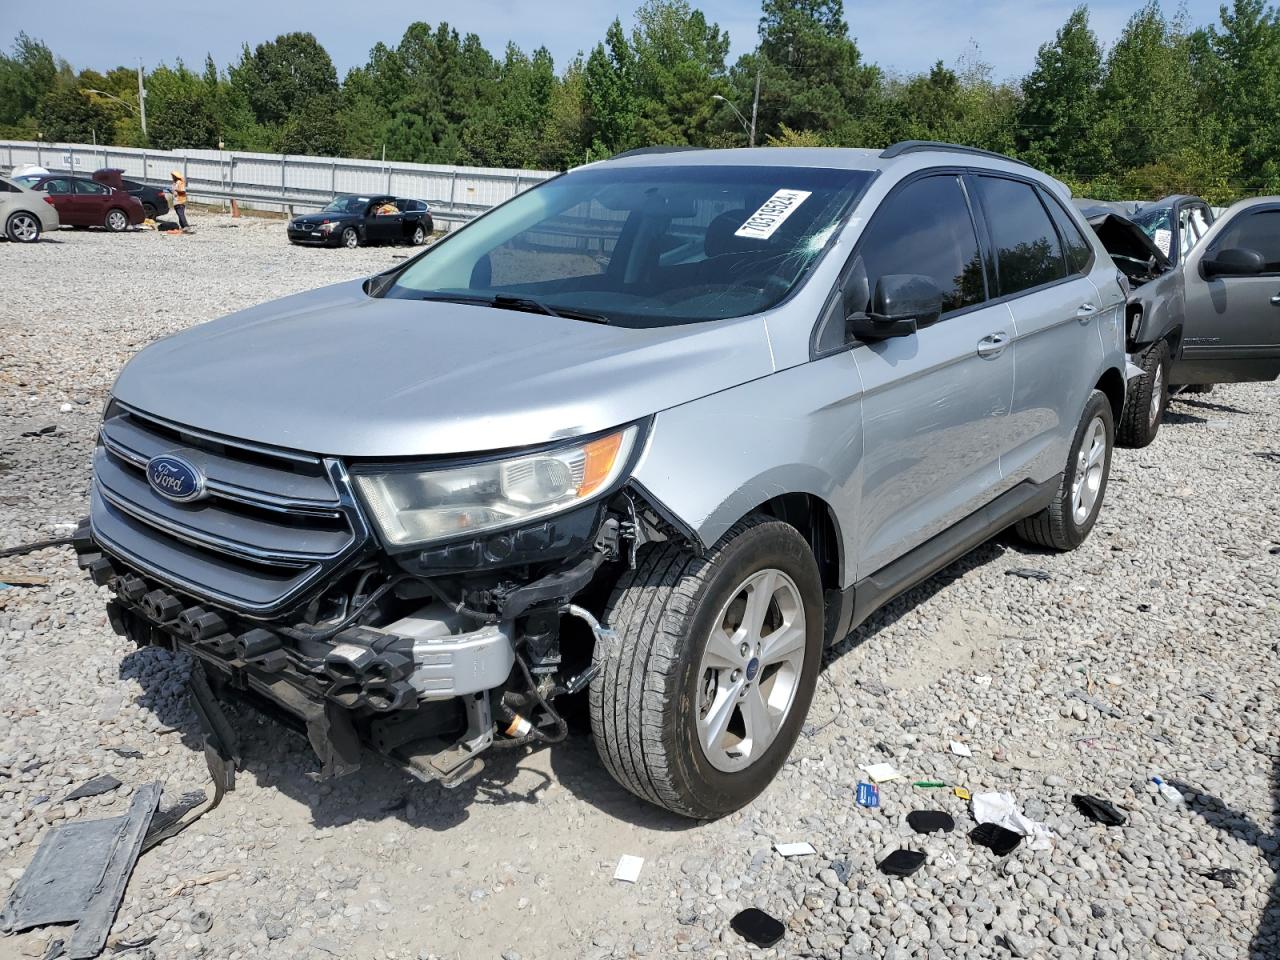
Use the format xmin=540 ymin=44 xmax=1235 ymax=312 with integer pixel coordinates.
xmin=880 ymin=140 xmax=1030 ymax=167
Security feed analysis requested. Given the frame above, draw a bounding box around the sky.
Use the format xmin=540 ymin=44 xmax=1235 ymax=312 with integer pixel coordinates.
xmin=0 ymin=0 xmax=1232 ymax=82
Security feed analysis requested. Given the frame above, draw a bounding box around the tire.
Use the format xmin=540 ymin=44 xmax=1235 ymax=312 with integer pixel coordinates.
xmin=590 ymin=516 xmax=824 ymax=819
xmin=1116 ymin=341 xmax=1169 ymax=448
xmin=105 ymin=208 xmax=129 ymax=232
xmin=1015 ymin=389 xmax=1114 ymax=551
xmin=341 ymin=227 xmax=359 ymax=249
xmin=411 ymin=225 xmax=426 ymax=245
xmin=5 ymin=211 xmax=41 ymax=243
xmin=1178 ymin=383 xmax=1215 ymax=395
xmin=142 ymin=202 xmax=157 ymax=220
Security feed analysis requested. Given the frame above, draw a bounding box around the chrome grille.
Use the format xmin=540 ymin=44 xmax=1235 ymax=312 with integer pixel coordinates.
xmin=91 ymin=400 xmax=368 ymax=616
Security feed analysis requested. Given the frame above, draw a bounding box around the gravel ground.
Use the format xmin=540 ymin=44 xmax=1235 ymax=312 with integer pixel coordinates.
xmin=1 ymin=218 xmax=1278 ymax=960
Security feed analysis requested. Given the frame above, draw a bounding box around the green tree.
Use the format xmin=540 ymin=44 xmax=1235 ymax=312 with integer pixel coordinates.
xmin=629 ymin=0 xmax=730 ymax=146
xmin=231 ymin=33 xmax=339 ymax=130
xmin=145 ymin=63 xmax=219 ymax=149
xmin=35 ymin=88 xmax=114 ymax=142
xmin=584 ymin=19 xmax=639 ymax=155
xmin=0 ymin=33 xmax=56 ymax=125
xmin=1016 ymin=5 xmax=1104 ymax=176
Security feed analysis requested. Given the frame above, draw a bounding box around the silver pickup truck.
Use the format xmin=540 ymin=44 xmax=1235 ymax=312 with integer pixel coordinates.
xmin=76 ymin=142 xmax=1132 ymax=818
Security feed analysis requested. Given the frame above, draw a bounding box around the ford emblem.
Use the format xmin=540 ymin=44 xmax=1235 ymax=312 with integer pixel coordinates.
xmin=146 ymin=454 xmax=205 ymax=502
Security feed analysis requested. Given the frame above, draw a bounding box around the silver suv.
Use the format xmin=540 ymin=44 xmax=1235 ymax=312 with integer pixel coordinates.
xmin=76 ymin=142 xmax=1129 ymax=818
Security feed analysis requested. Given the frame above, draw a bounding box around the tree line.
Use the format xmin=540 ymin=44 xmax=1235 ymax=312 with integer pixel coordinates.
xmin=1 ymin=0 xmax=1278 ymax=203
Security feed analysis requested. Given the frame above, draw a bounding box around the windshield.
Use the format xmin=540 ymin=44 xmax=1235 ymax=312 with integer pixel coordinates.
xmin=321 ymin=196 xmax=371 ymax=215
xmin=380 ymin=164 xmax=872 ymax=327
xmin=1132 ymin=205 xmax=1174 ymax=256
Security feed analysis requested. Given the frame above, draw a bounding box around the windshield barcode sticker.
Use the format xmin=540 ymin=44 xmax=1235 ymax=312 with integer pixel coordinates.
xmin=735 ymin=189 xmax=812 ymax=240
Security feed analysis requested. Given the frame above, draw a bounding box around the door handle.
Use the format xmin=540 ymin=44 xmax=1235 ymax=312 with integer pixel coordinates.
xmin=977 ymin=332 xmax=1009 ymax=359
xmin=1270 ymin=295 xmax=1280 ymax=306
xmin=1077 ymin=302 xmax=1097 ymax=322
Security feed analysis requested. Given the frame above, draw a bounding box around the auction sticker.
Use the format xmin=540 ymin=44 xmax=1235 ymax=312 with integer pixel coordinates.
xmin=735 ymin=189 xmax=812 ymax=240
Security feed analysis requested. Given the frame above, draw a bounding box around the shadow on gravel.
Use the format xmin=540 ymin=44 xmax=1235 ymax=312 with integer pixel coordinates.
xmin=1162 ymin=408 xmax=1210 ymax=426
xmin=1168 ymin=766 xmax=1280 ymax=958
xmin=1172 ymin=396 xmax=1255 ymax=416
xmin=119 ymin=647 xmax=697 ymax=834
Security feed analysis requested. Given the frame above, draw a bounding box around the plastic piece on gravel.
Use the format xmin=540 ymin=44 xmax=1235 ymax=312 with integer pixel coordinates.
xmin=855 ymin=782 xmax=880 ymax=808
xmin=907 ymin=811 xmax=955 ymax=834
xmin=62 ymin=774 xmax=123 ymax=802
xmin=1005 ymin=567 xmax=1052 ymax=581
xmin=1072 ymin=794 xmax=1127 ymax=826
xmin=954 ymin=787 xmax=972 ymax=801
xmin=1151 ymin=777 xmax=1185 ymax=805
xmin=859 ymin=763 xmax=900 ymax=783
xmin=613 ymin=855 xmax=644 ymax=883
xmin=774 ymin=842 xmax=815 ymax=858
xmin=949 ymin=740 xmax=972 ymax=757
xmin=878 ymin=849 xmax=927 ymax=877
xmin=1201 ymin=868 xmax=1240 ymax=888
xmin=913 ymin=780 xmax=947 ymax=789
xmin=730 ymin=907 xmax=785 ymax=947
xmin=970 ymin=823 xmax=1022 ymax=856
xmin=0 ymin=784 xmax=161 ymax=958
xmin=972 ymin=791 xmax=1055 ymax=850
xmin=1066 ymin=688 xmax=1123 ymax=719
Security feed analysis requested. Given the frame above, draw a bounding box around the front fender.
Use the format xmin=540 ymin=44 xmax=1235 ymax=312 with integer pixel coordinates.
xmin=630 ymin=356 xmax=863 ymax=588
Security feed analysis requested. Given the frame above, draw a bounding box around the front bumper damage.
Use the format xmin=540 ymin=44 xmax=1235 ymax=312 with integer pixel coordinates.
xmin=72 ymin=493 xmax=648 ymax=787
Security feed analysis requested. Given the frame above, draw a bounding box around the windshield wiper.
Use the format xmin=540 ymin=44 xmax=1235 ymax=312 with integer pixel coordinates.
xmin=488 ymin=294 xmax=610 ymax=325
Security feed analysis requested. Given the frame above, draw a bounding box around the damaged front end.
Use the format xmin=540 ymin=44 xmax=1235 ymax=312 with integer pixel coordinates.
xmin=76 ymin=401 xmax=674 ymax=788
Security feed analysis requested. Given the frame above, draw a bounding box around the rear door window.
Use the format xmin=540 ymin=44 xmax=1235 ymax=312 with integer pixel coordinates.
xmin=975 ymin=176 xmax=1068 ymax=296
xmin=1040 ymin=190 xmax=1094 ymax=274
xmin=41 ymin=178 xmax=72 ymax=195
xmin=846 ymin=174 xmax=986 ymax=319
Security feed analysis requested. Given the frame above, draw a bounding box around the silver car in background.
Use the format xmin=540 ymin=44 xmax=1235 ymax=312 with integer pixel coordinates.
xmin=76 ymin=142 xmax=1130 ymax=818
xmin=0 ymin=175 xmax=59 ymax=242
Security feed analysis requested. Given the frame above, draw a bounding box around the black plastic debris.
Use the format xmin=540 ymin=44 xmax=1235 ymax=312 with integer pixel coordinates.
xmin=1270 ymin=546 xmax=1280 ymax=556
xmin=970 ymin=823 xmax=1022 ymax=856
xmin=730 ymin=907 xmax=785 ymax=948
xmin=1072 ymin=794 xmax=1127 ymax=826
xmin=1066 ymin=688 xmax=1123 ymax=719
xmin=20 ymin=424 xmax=57 ymax=438
xmin=906 ymin=810 xmax=955 ymax=834
xmin=1005 ymin=567 xmax=1052 ymax=581
xmin=878 ymin=849 xmax=927 ymax=877
xmin=1201 ymin=868 xmax=1241 ymax=888
xmin=63 ymin=774 xmax=122 ymax=802
xmin=0 ymin=783 xmax=161 ymax=959
xmin=1137 ymin=603 xmax=1152 ymax=612
xmin=109 ymin=749 xmax=144 ymax=760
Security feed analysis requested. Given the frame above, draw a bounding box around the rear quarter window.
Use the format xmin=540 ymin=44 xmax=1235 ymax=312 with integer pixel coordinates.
xmin=975 ymin=176 xmax=1068 ymax=295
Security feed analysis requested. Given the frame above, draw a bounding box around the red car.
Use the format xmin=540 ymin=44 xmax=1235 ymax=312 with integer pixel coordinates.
xmin=20 ymin=174 xmax=146 ymax=231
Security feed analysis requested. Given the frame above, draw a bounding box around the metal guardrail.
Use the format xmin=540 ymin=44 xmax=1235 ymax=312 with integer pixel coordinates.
xmin=1 ymin=140 xmax=556 ymax=229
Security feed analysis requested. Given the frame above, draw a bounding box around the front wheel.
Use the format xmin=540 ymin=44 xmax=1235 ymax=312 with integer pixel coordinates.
xmin=341 ymin=227 xmax=359 ymax=249
xmin=590 ymin=516 xmax=823 ymax=819
xmin=5 ymin=211 xmax=41 ymax=243
xmin=1015 ymin=389 xmax=1114 ymax=551
xmin=105 ymin=208 xmax=129 ymax=232
xmin=411 ymin=224 xmax=426 ymax=245
xmin=1117 ymin=341 xmax=1168 ymax=448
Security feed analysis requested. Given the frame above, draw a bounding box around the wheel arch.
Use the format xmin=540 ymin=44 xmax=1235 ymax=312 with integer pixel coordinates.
xmin=1095 ymin=364 xmax=1125 ymax=423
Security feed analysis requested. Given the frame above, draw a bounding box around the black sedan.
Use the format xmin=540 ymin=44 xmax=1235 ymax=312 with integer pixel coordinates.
xmin=287 ymin=195 xmax=434 ymax=248
xmin=93 ymin=168 xmax=170 ymax=219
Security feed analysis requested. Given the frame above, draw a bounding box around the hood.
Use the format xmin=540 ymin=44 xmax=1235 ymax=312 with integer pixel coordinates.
xmin=1086 ymin=213 xmax=1172 ymax=285
xmin=292 ymin=211 xmax=357 ymax=225
xmin=111 ymin=280 xmax=775 ymax=458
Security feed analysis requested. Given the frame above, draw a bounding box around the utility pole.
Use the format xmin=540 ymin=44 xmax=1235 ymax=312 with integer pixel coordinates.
xmin=137 ymin=59 xmax=148 ymax=136
xmin=749 ymin=69 xmax=760 ymax=147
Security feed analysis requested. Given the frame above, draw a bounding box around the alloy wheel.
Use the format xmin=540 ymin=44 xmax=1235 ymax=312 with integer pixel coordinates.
xmin=413 ymin=226 xmax=425 ymax=245
xmin=343 ymin=228 xmax=358 ymax=248
xmin=1071 ymin=416 xmax=1107 ymax=525
xmin=1148 ymin=361 xmax=1164 ymax=427
xmin=696 ymin=568 xmax=807 ymax=773
xmin=9 ymin=213 xmax=38 ymax=242
xmin=107 ymin=210 xmax=127 ymax=231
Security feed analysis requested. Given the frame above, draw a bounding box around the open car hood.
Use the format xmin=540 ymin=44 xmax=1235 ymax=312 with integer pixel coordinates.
xmin=1086 ymin=212 xmax=1172 ymax=285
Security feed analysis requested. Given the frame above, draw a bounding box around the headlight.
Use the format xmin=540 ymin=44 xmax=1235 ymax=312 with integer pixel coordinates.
xmin=353 ymin=426 xmax=639 ymax=547
xmin=320 ymin=221 xmax=337 ymax=232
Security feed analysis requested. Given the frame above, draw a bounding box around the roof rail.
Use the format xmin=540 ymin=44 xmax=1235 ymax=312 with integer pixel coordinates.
xmin=879 ymin=140 xmax=1029 ymax=167
xmin=608 ymin=146 xmax=706 ymax=161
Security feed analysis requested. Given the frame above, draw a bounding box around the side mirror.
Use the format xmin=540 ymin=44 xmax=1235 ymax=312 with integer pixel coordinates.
xmin=1201 ymin=247 xmax=1266 ymax=279
xmin=848 ymin=274 xmax=943 ymax=340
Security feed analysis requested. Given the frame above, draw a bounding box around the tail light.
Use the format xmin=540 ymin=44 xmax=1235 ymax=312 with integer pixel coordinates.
xmin=43 ymin=196 xmax=55 ymax=206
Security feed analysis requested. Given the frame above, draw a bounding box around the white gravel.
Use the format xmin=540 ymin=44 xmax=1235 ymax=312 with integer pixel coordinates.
xmin=1 ymin=218 xmax=1278 ymax=959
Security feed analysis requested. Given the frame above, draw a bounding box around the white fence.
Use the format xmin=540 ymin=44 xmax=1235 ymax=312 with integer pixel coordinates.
xmin=0 ymin=140 xmax=557 ymax=228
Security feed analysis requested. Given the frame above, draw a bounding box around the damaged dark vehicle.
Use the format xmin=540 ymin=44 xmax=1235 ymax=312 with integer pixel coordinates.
xmin=1081 ymin=194 xmax=1280 ymax=446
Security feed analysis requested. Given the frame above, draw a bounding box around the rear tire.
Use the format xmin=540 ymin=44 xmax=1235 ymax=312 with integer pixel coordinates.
xmin=105 ymin=208 xmax=129 ymax=232
xmin=411 ymin=225 xmax=426 ymax=245
xmin=1015 ymin=389 xmax=1114 ymax=551
xmin=590 ymin=516 xmax=823 ymax=819
xmin=5 ymin=211 xmax=41 ymax=243
xmin=1179 ymin=383 xmax=1215 ymax=395
xmin=142 ymin=202 xmax=158 ymax=220
xmin=1117 ymin=341 xmax=1168 ymax=448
